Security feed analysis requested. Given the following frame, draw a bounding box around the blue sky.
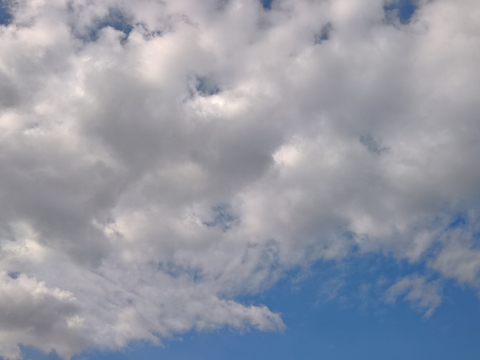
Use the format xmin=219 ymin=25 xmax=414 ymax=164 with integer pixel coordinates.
xmin=21 ymin=255 xmax=480 ymax=360
xmin=19 ymin=251 xmax=480 ymax=360
xmin=0 ymin=1 xmax=11 ymax=25
xmin=1 ymin=0 xmax=480 ymax=359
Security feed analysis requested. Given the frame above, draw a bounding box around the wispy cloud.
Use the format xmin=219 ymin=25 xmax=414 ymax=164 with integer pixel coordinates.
xmin=385 ymin=275 xmax=442 ymax=317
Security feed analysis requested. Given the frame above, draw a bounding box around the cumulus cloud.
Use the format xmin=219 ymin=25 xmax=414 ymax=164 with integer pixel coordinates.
xmin=0 ymin=0 xmax=480 ymax=358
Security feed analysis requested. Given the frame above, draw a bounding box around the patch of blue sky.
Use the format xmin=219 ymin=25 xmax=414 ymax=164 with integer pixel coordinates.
xmin=449 ymin=213 xmax=467 ymax=229
xmin=157 ymin=261 xmax=203 ymax=283
xmin=203 ymin=203 xmax=236 ymax=230
xmin=195 ymin=76 xmax=221 ymax=97
xmin=18 ymin=252 xmax=480 ymax=360
xmin=0 ymin=0 xmax=12 ymax=26
xmin=384 ymin=0 xmax=417 ymax=24
xmin=261 ymin=0 xmax=273 ymax=10
xmin=80 ymin=8 xmax=133 ymax=42
xmin=359 ymin=134 xmax=389 ymax=155
xmin=7 ymin=271 xmax=20 ymax=279
xmin=446 ymin=212 xmax=480 ymax=249
xmin=314 ymin=23 xmax=333 ymax=44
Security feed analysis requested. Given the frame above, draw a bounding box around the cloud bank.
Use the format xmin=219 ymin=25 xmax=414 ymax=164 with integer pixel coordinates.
xmin=0 ymin=0 xmax=480 ymax=358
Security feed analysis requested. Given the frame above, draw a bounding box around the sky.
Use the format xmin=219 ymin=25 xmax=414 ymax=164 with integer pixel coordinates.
xmin=0 ymin=0 xmax=480 ymax=359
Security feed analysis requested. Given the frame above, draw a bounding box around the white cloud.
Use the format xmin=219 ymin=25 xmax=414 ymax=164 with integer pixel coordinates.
xmin=385 ymin=275 xmax=442 ymax=317
xmin=0 ymin=0 xmax=480 ymax=358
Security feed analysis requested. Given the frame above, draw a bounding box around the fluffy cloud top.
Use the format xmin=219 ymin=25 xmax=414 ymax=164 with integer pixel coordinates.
xmin=0 ymin=0 xmax=479 ymax=358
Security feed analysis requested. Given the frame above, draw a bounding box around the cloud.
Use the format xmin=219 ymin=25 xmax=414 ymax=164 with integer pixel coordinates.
xmin=385 ymin=275 xmax=442 ymax=317
xmin=0 ymin=0 xmax=480 ymax=358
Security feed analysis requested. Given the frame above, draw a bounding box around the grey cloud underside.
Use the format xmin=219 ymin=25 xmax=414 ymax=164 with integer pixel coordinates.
xmin=0 ymin=0 xmax=480 ymax=358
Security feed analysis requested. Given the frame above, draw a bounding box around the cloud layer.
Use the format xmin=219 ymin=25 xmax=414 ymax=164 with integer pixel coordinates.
xmin=0 ymin=0 xmax=480 ymax=358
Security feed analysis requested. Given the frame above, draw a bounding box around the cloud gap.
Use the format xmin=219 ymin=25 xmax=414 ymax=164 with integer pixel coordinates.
xmin=7 ymin=271 xmax=20 ymax=279
xmin=158 ymin=262 xmax=204 ymax=283
xmin=195 ymin=76 xmax=221 ymax=97
xmin=384 ymin=0 xmax=417 ymax=24
xmin=203 ymin=204 xmax=237 ymax=231
xmin=0 ymin=0 xmax=12 ymax=26
xmin=359 ymin=135 xmax=388 ymax=155
xmin=79 ymin=8 xmax=134 ymax=42
xmin=261 ymin=0 xmax=273 ymax=10
xmin=314 ymin=23 xmax=332 ymax=44
xmin=449 ymin=214 xmax=467 ymax=229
